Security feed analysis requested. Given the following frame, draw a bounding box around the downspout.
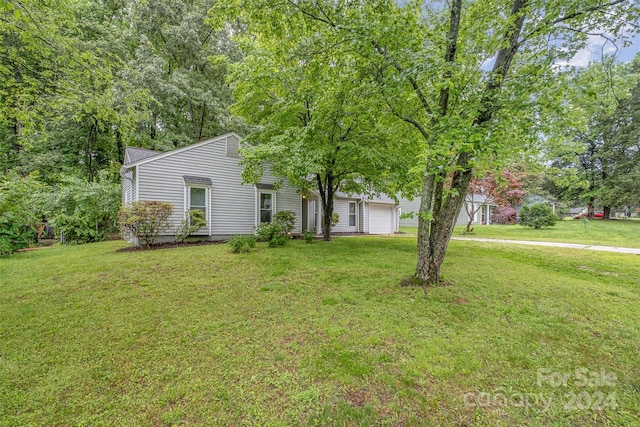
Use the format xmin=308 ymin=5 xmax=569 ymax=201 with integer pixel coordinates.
xmin=135 ymin=165 xmax=139 ymax=201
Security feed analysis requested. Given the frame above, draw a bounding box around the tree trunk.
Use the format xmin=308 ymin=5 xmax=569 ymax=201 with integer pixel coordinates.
xmin=603 ymin=206 xmax=611 ymax=220
xmin=317 ymin=173 xmax=335 ymax=241
xmin=413 ymin=0 xmax=529 ymax=287
xmin=415 ymin=157 xmax=473 ymax=286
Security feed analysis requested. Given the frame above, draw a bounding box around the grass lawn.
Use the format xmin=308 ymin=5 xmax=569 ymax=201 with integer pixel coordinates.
xmin=1 ymin=237 xmax=639 ymax=425
xmin=402 ymin=219 xmax=640 ymax=249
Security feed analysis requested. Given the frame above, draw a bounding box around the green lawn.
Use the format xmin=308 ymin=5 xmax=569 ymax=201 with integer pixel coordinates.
xmin=401 ymin=219 xmax=640 ymax=248
xmin=1 ymin=238 xmax=639 ymax=426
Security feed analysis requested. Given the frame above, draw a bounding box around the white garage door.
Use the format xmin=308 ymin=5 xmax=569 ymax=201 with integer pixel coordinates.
xmin=368 ymin=204 xmax=394 ymax=234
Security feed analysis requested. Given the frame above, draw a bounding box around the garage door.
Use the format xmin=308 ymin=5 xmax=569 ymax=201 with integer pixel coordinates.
xmin=368 ymin=204 xmax=394 ymax=234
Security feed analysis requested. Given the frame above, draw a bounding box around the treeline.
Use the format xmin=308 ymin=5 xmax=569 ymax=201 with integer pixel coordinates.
xmin=1 ymin=1 xmax=640 ymax=255
xmin=0 ymin=0 xmax=244 ymax=252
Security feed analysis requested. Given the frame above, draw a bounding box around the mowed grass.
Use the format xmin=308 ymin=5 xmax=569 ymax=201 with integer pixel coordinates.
xmin=403 ymin=219 xmax=640 ymax=248
xmin=1 ymin=237 xmax=639 ymax=426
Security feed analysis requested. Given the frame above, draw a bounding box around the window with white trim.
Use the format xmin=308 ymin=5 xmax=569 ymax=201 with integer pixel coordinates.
xmin=348 ymin=202 xmax=357 ymax=227
xmin=259 ymin=192 xmax=274 ymax=223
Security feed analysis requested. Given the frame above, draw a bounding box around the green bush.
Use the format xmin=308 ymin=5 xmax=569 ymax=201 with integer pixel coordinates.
xmin=119 ymin=201 xmax=173 ymax=247
xmin=0 ymin=172 xmax=44 ymax=255
xmin=256 ymin=210 xmax=296 ymax=247
xmin=331 ymin=212 xmax=340 ymax=227
xmin=302 ymin=230 xmax=315 ymax=243
xmin=175 ymin=210 xmax=207 ymax=243
xmin=519 ymin=203 xmax=556 ymax=229
xmin=228 ymin=235 xmax=256 ymax=253
xmin=43 ymin=174 xmax=120 ymax=244
xmin=0 ymin=216 xmax=36 ymax=256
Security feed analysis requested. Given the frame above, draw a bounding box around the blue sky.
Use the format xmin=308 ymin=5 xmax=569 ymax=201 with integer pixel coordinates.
xmin=559 ymin=32 xmax=640 ymax=67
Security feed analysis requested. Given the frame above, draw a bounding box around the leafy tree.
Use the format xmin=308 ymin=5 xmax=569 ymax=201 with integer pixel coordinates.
xmin=0 ymin=172 xmax=46 ymax=254
xmin=213 ymin=0 xmax=638 ymax=285
xmin=597 ymin=60 xmax=640 ymax=212
xmin=42 ymin=174 xmax=121 ymax=243
xmin=545 ymin=60 xmax=639 ymax=218
xmin=125 ymin=0 xmax=243 ymax=150
xmin=464 ymin=170 xmax=526 ymax=232
xmin=225 ymin=17 xmax=415 ymax=240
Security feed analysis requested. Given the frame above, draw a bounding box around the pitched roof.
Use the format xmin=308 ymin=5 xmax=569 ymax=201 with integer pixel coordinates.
xmin=121 ymin=133 xmax=243 ymax=169
xmin=124 ymin=147 xmax=161 ymax=164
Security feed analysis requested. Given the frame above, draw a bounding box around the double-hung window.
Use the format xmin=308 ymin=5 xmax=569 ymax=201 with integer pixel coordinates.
xmin=189 ymin=187 xmax=207 ymax=216
xmin=348 ymin=202 xmax=357 ymax=227
xmin=260 ymin=192 xmax=274 ymax=223
xmin=183 ymin=176 xmax=212 ymax=233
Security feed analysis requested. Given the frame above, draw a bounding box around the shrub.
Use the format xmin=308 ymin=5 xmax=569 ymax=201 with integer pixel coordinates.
xmin=256 ymin=210 xmax=296 ymax=247
xmin=228 ymin=235 xmax=256 ymax=253
xmin=0 ymin=215 xmax=36 ymax=256
xmin=492 ymin=206 xmax=517 ymax=225
xmin=331 ymin=212 xmax=339 ymax=227
xmin=174 ymin=210 xmax=207 ymax=243
xmin=119 ymin=201 xmax=173 ymax=247
xmin=0 ymin=172 xmax=44 ymax=255
xmin=302 ymin=230 xmax=315 ymax=243
xmin=43 ymin=174 xmax=120 ymax=244
xmin=519 ymin=203 xmax=556 ymax=229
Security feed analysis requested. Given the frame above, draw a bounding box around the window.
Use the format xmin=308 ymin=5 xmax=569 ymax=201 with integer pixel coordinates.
xmin=348 ymin=202 xmax=356 ymax=227
xmin=260 ymin=192 xmax=274 ymax=223
xmin=189 ymin=187 xmax=207 ymax=216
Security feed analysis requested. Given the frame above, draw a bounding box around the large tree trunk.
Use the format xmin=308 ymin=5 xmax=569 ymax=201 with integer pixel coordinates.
xmin=317 ymin=173 xmax=336 ymax=241
xmin=413 ymin=0 xmax=529 ymax=286
xmin=603 ymin=206 xmax=611 ymax=220
xmin=415 ymin=156 xmax=473 ymax=286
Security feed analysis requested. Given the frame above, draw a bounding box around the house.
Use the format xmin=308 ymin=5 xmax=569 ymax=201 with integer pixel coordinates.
xmin=120 ymin=133 xmax=400 ymax=243
xmin=120 ymin=133 xmax=303 ymax=243
xmin=399 ymin=195 xmax=497 ymax=227
xmin=303 ymin=191 xmax=400 ymax=234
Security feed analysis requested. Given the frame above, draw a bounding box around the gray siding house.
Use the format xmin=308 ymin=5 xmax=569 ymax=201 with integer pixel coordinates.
xmin=399 ymin=195 xmax=497 ymax=227
xmin=121 ymin=133 xmax=401 ymax=243
xmin=120 ymin=133 xmax=302 ymax=243
xmin=303 ymin=191 xmax=400 ymax=235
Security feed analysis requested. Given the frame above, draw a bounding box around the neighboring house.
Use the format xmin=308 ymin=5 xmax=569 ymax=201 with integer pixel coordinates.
xmin=120 ymin=133 xmax=400 ymax=244
xmin=398 ymin=195 xmax=497 ymax=227
xmin=523 ymin=194 xmax=556 ymax=213
xmin=303 ymin=191 xmax=400 ymax=235
xmin=120 ymin=133 xmax=302 ymax=243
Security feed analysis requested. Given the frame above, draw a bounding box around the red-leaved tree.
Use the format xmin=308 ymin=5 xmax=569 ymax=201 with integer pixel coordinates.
xmin=465 ymin=170 xmax=526 ymax=232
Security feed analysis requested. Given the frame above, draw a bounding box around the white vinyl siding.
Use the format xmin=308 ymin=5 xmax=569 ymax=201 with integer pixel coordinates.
xmin=331 ymin=198 xmax=358 ymax=232
xmin=122 ymin=169 xmax=133 ymax=205
xmin=398 ymin=197 xmax=421 ymax=227
xmin=134 ymin=134 xmax=301 ymax=237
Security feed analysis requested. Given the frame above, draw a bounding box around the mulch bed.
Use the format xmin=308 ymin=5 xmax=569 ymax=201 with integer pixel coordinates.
xmin=116 ymin=240 xmax=227 ymax=253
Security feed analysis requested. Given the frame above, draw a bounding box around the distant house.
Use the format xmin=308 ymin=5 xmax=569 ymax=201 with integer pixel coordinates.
xmin=398 ymin=195 xmax=497 ymax=227
xmin=120 ymin=133 xmax=399 ymax=244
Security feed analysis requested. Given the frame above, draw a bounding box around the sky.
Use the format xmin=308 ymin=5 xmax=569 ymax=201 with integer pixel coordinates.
xmin=559 ymin=32 xmax=640 ymax=67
